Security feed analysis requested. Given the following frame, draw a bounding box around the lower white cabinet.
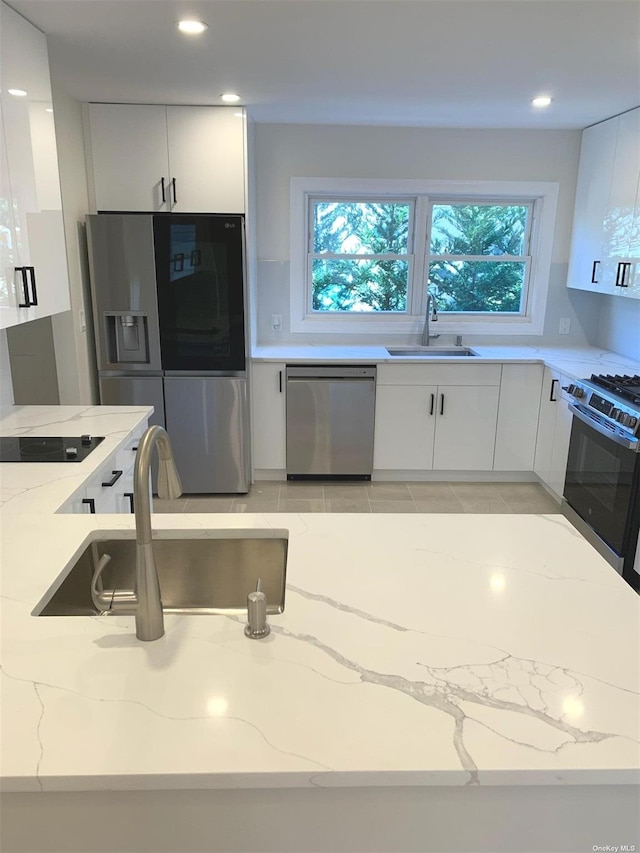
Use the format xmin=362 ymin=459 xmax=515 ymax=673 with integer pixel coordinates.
xmin=60 ymin=422 xmax=146 ymax=515
xmin=493 ymin=363 xmax=544 ymax=471
xmin=533 ymin=367 xmax=573 ymax=499
xmin=374 ymin=365 xmax=501 ymax=472
xmin=373 ymin=385 xmax=436 ymax=470
xmin=251 ymin=363 xmax=286 ymax=473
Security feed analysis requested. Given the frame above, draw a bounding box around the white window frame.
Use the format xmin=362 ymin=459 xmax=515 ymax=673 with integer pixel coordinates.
xmin=290 ymin=177 xmax=559 ymax=336
xmin=426 ymin=196 xmax=535 ymax=317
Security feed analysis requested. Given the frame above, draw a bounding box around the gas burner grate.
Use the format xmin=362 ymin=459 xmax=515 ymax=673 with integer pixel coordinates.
xmin=590 ymin=374 xmax=640 ymax=405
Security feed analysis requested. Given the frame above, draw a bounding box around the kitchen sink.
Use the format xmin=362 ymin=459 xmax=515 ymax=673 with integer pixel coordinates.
xmin=33 ymin=531 xmax=288 ymax=617
xmin=386 ymin=346 xmax=478 ymax=357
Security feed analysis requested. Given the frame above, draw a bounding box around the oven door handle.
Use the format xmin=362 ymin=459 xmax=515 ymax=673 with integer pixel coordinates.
xmin=568 ymin=403 xmax=639 ymax=450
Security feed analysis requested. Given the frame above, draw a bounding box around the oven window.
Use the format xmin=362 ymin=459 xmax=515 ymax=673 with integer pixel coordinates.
xmin=574 ymin=437 xmax=621 ymax=512
xmin=564 ymin=416 xmax=637 ymax=554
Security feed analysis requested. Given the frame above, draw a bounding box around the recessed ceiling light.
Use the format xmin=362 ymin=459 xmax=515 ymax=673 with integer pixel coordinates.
xmin=531 ymin=95 xmax=552 ymax=108
xmin=177 ymin=19 xmax=208 ymax=35
xmin=8 ymin=88 xmax=27 ymax=97
xmin=221 ymin=93 xmax=241 ymax=103
xmin=45 ymin=107 xmax=54 ymax=113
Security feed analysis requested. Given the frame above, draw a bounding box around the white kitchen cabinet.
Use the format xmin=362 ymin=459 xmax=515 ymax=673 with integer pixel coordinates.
xmin=0 ymin=1 xmax=71 ymax=329
xmin=433 ymin=384 xmax=499 ymax=470
xmin=533 ymin=366 xmax=573 ymax=500
xmin=59 ymin=421 xmax=147 ymax=515
xmin=374 ymin=364 xmax=501 ymax=472
xmin=86 ymin=103 xmax=246 ymax=214
xmin=373 ymin=385 xmax=437 ymax=470
xmin=493 ymin=363 xmax=544 ymax=471
xmin=606 ymin=108 xmax=640 ymax=297
xmin=251 ymin=363 xmax=286 ymax=474
xmin=567 ymin=107 xmax=640 ymax=299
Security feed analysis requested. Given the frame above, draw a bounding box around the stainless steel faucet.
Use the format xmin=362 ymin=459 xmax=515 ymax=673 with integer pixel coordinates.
xmin=421 ymin=292 xmax=439 ymax=346
xmin=91 ymin=425 xmax=182 ymax=641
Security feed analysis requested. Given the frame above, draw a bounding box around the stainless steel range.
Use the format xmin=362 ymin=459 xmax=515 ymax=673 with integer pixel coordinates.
xmin=562 ymin=373 xmax=640 ymax=591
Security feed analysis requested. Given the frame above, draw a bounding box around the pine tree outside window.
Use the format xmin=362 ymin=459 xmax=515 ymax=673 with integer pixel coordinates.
xmin=309 ymin=200 xmax=413 ymax=313
xmin=426 ymin=200 xmax=534 ymax=315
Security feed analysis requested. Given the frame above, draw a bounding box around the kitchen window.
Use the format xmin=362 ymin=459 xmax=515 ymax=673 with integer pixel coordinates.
xmin=310 ymin=199 xmax=413 ymax=313
xmin=426 ymin=200 xmax=534 ymax=315
xmin=290 ymin=177 xmax=558 ymax=335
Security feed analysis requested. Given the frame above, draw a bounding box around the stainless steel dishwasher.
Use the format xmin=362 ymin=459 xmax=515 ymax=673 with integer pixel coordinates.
xmin=285 ymin=365 xmax=377 ymax=480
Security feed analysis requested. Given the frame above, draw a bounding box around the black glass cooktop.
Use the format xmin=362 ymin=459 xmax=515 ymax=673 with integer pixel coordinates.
xmin=0 ymin=435 xmax=105 ymax=462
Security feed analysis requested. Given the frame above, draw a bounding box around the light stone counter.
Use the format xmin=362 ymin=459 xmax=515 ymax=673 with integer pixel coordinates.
xmin=251 ymin=344 xmax=640 ymax=381
xmin=0 ymin=406 xmax=152 ymax=514
xmin=1 ymin=405 xmax=639 ymax=851
xmin=2 ymin=512 xmax=638 ymax=795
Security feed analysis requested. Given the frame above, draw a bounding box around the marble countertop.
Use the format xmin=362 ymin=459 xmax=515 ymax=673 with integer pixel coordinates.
xmin=251 ymin=344 xmax=640 ymax=381
xmin=0 ymin=406 xmax=152 ymax=514
xmin=1 ymin=510 xmax=638 ymax=793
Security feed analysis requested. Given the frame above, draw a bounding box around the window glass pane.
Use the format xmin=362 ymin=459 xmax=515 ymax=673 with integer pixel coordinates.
xmin=313 ymin=201 xmax=410 ymax=255
xmin=430 ymin=204 xmax=528 ymax=256
xmin=428 ymin=260 xmax=525 ymax=312
xmin=312 ymin=258 xmax=408 ymax=312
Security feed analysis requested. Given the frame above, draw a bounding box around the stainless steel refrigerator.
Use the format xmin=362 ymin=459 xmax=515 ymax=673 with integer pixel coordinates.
xmin=87 ymin=213 xmax=249 ymax=493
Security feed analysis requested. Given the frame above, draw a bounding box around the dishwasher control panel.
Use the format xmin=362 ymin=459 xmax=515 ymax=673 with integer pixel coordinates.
xmin=286 ymin=365 xmax=377 ymax=380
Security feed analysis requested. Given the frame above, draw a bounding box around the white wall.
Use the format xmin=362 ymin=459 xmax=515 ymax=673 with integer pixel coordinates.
xmin=594 ymin=295 xmax=640 ymax=360
xmin=49 ymin=79 xmax=97 ymax=404
xmin=0 ymin=330 xmax=15 ymax=412
xmin=252 ymin=124 xmax=601 ymax=347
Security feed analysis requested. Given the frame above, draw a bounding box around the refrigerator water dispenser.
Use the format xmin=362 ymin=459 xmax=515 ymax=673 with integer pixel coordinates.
xmin=105 ymin=312 xmax=150 ymax=364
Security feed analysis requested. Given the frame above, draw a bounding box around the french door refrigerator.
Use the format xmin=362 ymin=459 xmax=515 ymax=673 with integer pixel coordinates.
xmin=87 ymin=213 xmax=249 ymax=493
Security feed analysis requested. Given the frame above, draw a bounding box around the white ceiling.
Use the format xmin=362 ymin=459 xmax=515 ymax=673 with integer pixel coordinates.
xmin=6 ymin=0 xmax=640 ymax=129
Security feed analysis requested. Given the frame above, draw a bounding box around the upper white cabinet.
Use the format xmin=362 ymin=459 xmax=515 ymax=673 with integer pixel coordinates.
xmin=86 ymin=103 xmax=246 ymax=214
xmin=567 ymin=107 xmax=640 ymax=299
xmin=0 ymin=1 xmax=71 ymax=330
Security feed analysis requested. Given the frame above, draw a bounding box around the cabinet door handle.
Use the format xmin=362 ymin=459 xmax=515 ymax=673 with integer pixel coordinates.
xmin=279 ymin=371 xmax=283 ymax=393
xmin=171 ymin=177 xmax=177 ymax=204
xmin=161 ymin=177 xmax=166 ymax=203
xmin=591 ymin=260 xmax=600 ymax=283
xmin=82 ymin=498 xmax=96 ymax=514
xmin=101 ymin=470 xmax=123 ymax=487
xmin=615 ymin=262 xmax=631 ymax=287
xmin=550 ymin=378 xmax=559 ymax=402
xmin=16 ymin=267 xmax=30 ymax=307
xmin=124 ymin=492 xmax=135 ymax=514
xmin=440 ymin=393 xmax=445 ymax=416
xmin=429 ymin=393 xmax=434 ymax=415
xmin=27 ymin=267 xmax=38 ymax=306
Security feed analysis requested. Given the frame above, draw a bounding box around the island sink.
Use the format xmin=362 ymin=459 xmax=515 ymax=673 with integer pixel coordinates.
xmin=33 ymin=531 xmax=288 ymax=617
xmin=386 ymin=346 xmax=478 ymax=357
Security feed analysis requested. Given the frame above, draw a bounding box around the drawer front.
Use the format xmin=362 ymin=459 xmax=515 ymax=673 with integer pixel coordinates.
xmin=377 ymin=364 xmax=501 ymax=386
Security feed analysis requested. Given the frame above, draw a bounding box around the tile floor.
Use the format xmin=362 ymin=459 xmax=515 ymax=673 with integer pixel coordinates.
xmin=154 ymin=481 xmax=561 ymax=515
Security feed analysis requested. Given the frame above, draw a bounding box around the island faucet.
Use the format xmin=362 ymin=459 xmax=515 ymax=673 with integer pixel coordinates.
xmin=421 ymin=292 xmax=439 ymax=346
xmin=91 ymin=425 xmax=182 ymax=641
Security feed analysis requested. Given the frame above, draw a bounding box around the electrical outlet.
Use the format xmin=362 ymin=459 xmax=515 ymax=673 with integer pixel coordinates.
xmin=271 ymin=314 xmax=282 ymax=332
xmin=559 ymin=317 xmax=571 ymax=335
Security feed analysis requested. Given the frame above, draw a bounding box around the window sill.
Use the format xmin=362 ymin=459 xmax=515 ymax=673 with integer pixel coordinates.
xmin=290 ymin=314 xmax=545 ymax=336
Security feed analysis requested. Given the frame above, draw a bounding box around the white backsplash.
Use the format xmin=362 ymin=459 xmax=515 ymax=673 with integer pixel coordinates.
xmin=0 ymin=329 xmax=14 ymax=411
xmin=595 ymin=296 xmax=640 ymax=361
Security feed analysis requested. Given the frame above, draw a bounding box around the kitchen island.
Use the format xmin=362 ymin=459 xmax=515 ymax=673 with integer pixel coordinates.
xmin=1 ymin=505 xmax=639 ymax=852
